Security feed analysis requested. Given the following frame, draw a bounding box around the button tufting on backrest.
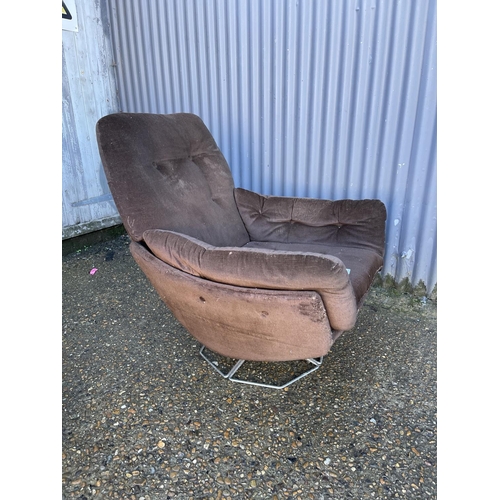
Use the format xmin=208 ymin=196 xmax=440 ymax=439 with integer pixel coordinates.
xmin=96 ymin=112 xmax=250 ymax=246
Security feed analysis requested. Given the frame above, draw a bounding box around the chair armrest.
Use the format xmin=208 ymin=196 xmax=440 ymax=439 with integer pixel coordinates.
xmin=143 ymin=229 xmax=358 ymax=331
xmin=234 ymin=188 xmax=387 ymax=257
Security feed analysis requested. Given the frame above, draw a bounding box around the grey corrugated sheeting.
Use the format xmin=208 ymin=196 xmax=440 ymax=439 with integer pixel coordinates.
xmin=106 ymin=0 xmax=436 ymax=294
xmin=62 ymin=0 xmax=121 ymax=239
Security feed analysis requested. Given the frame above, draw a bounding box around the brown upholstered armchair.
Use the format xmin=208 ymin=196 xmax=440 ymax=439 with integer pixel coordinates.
xmin=96 ymin=112 xmax=386 ymax=388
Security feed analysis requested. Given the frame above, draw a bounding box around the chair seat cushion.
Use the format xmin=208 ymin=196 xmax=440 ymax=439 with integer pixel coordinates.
xmin=243 ymin=241 xmax=383 ymax=305
xmin=143 ymin=229 xmax=359 ymax=331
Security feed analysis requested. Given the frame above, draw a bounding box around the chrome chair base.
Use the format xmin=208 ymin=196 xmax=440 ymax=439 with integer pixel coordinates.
xmin=199 ymin=345 xmax=323 ymax=389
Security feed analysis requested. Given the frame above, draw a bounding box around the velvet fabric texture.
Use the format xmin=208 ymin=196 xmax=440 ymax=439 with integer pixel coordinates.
xmin=234 ymin=188 xmax=386 ymax=256
xmin=96 ymin=113 xmax=249 ymax=246
xmin=233 ymin=188 xmax=387 ymax=306
xmin=143 ymin=229 xmax=358 ymax=331
xmin=96 ymin=112 xmax=387 ymax=362
xmin=244 ymin=241 xmax=383 ymax=306
xmin=130 ymin=240 xmax=335 ymax=362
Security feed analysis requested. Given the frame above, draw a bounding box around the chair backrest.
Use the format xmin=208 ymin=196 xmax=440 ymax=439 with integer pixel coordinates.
xmin=96 ymin=112 xmax=250 ymax=247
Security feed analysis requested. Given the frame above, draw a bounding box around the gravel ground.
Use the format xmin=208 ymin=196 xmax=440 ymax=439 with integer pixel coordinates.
xmin=62 ymin=234 xmax=437 ymax=500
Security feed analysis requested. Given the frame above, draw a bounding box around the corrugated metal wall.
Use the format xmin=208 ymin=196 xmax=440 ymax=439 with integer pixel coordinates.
xmin=105 ymin=0 xmax=437 ymax=293
xmin=62 ymin=0 xmax=121 ymax=239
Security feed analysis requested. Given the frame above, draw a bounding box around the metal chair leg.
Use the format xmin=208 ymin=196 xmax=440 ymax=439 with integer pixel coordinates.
xmin=199 ymin=345 xmax=246 ymax=379
xmin=199 ymin=345 xmax=323 ymax=389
